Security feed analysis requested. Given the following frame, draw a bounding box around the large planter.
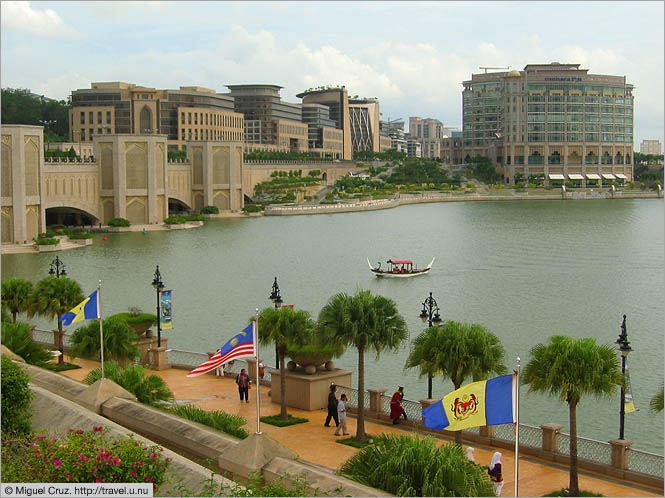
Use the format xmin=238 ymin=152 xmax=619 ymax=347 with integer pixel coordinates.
xmin=287 ymin=344 xmax=344 ymax=375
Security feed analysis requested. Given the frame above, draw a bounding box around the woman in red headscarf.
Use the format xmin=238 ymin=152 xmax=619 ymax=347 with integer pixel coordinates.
xmin=390 ymin=386 xmax=407 ymax=424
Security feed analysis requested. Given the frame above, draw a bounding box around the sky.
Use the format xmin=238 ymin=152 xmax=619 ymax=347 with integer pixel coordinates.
xmin=2 ymin=1 xmax=664 ymax=146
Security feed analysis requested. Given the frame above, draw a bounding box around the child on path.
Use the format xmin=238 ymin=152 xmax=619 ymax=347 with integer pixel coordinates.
xmin=334 ymin=394 xmax=350 ymax=436
xmin=488 ymin=451 xmax=504 ymax=496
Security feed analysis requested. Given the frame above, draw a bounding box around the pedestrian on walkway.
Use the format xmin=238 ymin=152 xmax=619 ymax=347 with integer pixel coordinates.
xmin=390 ymin=386 xmax=407 ymax=424
xmin=324 ymin=384 xmax=339 ymax=428
xmin=488 ymin=451 xmax=504 ymax=496
xmin=236 ymin=368 xmax=250 ymax=403
xmin=334 ymin=394 xmax=350 ymax=436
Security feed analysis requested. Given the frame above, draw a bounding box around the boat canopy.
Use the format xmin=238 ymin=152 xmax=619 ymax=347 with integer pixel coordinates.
xmin=389 ymin=260 xmax=412 ymax=264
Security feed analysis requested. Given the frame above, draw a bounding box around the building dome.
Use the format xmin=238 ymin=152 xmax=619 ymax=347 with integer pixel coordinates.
xmin=507 ymin=70 xmax=521 ymax=78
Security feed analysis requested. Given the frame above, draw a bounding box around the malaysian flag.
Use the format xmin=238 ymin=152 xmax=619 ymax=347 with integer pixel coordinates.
xmin=187 ymin=323 xmax=255 ymax=377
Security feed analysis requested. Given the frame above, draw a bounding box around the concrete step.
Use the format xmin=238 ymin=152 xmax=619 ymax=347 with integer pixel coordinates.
xmin=1 ymin=244 xmax=39 ymax=254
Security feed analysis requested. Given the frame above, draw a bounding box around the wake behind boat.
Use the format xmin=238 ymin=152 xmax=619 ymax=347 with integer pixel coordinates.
xmin=368 ymin=258 xmax=435 ymax=278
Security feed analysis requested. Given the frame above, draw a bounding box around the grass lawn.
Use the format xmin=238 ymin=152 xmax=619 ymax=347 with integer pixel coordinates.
xmin=44 ymin=362 xmax=81 ymax=372
xmin=260 ymin=414 xmax=309 ymax=427
xmin=336 ymin=434 xmax=376 ymax=449
xmin=544 ymin=489 xmax=604 ymax=497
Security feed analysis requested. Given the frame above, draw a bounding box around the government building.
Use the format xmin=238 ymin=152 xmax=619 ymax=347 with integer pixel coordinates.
xmin=462 ymin=63 xmax=634 ymax=185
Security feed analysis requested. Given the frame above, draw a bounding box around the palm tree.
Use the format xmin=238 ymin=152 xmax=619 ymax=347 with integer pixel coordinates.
xmin=650 ymin=384 xmax=664 ymax=413
xmin=1 ymin=278 xmax=34 ymax=322
xmin=84 ymin=361 xmax=173 ymax=406
xmin=28 ymin=276 xmax=84 ymax=366
xmin=405 ymin=321 xmax=507 ymax=444
xmin=318 ymin=289 xmax=408 ymax=443
xmin=70 ymin=316 xmax=140 ymax=364
xmin=1 ymin=320 xmax=52 ymax=366
xmin=258 ymin=306 xmax=315 ymax=420
xmin=522 ymin=335 xmax=623 ymax=497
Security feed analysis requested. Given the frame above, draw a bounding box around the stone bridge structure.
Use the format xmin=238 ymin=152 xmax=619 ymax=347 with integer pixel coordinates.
xmin=2 ymin=125 xmax=366 ymax=244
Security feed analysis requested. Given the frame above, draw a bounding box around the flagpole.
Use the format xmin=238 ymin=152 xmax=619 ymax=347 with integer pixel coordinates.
xmin=514 ymin=357 xmax=520 ymax=497
xmin=254 ymin=308 xmax=262 ymax=435
xmin=98 ymin=280 xmax=105 ymax=379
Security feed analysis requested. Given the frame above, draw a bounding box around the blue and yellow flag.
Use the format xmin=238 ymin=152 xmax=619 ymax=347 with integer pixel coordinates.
xmin=60 ymin=290 xmax=100 ymax=327
xmin=422 ymin=374 xmax=516 ymax=431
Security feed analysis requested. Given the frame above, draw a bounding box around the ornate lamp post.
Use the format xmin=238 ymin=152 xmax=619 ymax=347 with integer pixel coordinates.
xmin=49 ymin=256 xmax=67 ymax=278
xmin=616 ymin=314 xmax=632 ymax=440
xmin=419 ymin=291 xmax=442 ymax=399
xmin=269 ymin=277 xmax=283 ymax=367
xmin=152 ymin=265 xmax=165 ymax=348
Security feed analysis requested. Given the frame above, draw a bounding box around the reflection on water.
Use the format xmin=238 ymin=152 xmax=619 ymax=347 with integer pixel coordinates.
xmin=2 ymin=198 xmax=663 ymax=452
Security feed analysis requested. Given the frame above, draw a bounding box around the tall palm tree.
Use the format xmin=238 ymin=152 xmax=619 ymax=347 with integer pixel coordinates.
xmin=1 ymin=278 xmax=34 ymax=322
xmin=522 ymin=335 xmax=623 ymax=497
xmin=405 ymin=321 xmax=507 ymax=444
xmin=318 ymin=289 xmax=408 ymax=443
xmin=258 ymin=306 xmax=315 ymax=420
xmin=650 ymin=383 xmax=664 ymax=413
xmin=28 ymin=276 xmax=84 ymax=366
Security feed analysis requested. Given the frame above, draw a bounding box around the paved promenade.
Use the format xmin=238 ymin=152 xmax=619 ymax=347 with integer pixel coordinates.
xmin=59 ymin=357 xmax=660 ymax=497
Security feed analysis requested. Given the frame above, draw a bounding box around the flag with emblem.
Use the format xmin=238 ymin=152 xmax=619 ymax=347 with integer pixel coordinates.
xmin=187 ymin=323 xmax=255 ymax=377
xmin=59 ymin=290 xmax=100 ymax=327
xmin=422 ymin=374 xmax=516 ymax=431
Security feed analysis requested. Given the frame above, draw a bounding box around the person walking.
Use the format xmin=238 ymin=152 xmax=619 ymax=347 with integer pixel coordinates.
xmin=236 ymin=368 xmax=250 ymax=403
xmin=488 ymin=451 xmax=504 ymax=496
xmin=390 ymin=386 xmax=408 ymax=424
xmin=334 ymin=394 xmax=350 ymax=436
xmin=324 ymin=384 xmax=339 ymax=428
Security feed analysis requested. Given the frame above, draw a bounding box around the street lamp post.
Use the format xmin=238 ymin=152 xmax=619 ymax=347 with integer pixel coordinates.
xmin=40 ymin=119 xmax=57 ymax=153
xmin=269 ymin=277 xmax=283 ymax=368
xmin=616 ymin=314 xmax=632 ymax=440
xmin=419 ymin=291 xmax=442 ymax=399
xmin=49 ymin=256 xmax=67 ymax=278
xmin=152 ymin=265 xmax=165 ymax=348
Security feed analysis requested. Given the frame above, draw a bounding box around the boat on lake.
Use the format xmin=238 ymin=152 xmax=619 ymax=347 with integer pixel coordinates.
xmin=367 ymin=258 xmax=435 ymax=278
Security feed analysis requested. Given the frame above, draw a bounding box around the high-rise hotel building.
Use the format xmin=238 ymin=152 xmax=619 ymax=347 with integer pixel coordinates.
xmin=462 ymin=63 xmax=634 ymax=184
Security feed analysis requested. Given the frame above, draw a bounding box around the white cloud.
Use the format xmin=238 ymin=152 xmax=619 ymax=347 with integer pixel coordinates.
xmin=1 ymin=1 xmax=79 ymax=38
xmin=31 ymin=73 xmax=90 ymax=102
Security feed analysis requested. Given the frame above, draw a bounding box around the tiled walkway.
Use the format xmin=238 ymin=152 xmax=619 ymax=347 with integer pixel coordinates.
xmin=59 ymin=358 xmax=661 ymax=497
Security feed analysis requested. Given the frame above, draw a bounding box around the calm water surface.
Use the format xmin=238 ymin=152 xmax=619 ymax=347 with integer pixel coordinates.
xmin=3 ymin=199 xmax=663 ymax=453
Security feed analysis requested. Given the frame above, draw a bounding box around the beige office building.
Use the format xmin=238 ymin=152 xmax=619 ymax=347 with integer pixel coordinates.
xmin=640 ymin=140 xmax=662 ymax=155
xmin=297 ymin=87 xmax=352 ymax=160
xmin=349 ymin=98 xmax=381 ymax=154
xmin=70 ymin=82 xmax=244 ymax=151
xmin=462 ymin=63 xmax=634 ymax=184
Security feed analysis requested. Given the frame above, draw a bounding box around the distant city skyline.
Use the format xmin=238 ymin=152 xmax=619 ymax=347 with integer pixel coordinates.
xmin=2 ymin=1 xmax=663 ymax=145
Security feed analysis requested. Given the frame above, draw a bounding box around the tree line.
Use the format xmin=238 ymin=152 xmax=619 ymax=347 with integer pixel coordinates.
xmin=1 ymin=88 xmax=71 ymax=141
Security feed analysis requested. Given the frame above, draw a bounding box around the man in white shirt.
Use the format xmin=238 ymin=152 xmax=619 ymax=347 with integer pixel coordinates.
xmin=334 ymin=394 xmax=350 ymax=436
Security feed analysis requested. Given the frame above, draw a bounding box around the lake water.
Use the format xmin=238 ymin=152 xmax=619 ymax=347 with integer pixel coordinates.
xmin=3 ymin=198 xmax=663 ymax=453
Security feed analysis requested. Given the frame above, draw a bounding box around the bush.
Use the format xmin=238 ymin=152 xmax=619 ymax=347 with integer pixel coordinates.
xmin=108 ymin=218 xmax=130 ymax=227
xmin=163 ymin=215 xmax=187 ymax=224
xmin=528 ymin=183 xmax=537 ymax=189
xmin=242 ymin=205 xmax=263 ymax=213
xmin=339 ymin=433 xmax=494 ymax=496
xmin=640 ymin=182 xmax=646 ymax=190
xmin=565 ymin=181 xmax=574 ymax=188
xmin=260 ymin=415 xmax=309 ymax=427
xmin=84 ymin=362 xmax=173 ymax=406
xmin=1 ymin=321 xmax=52 ymax=366
xmin=108 ymin=311 xmax=156 ymax=334
xmin=70 ymin=316 xmax=140 ymax=363
xmin=34 ymin=237 xmax=59 ymax=245
xmin=545 ymin=185 xmax=554 ymax=190
xmin=1 ymin=355 xmax=33 ymax=437
xmin=11 ymin=427 xmax=171 ymax=487
xmin=168 ymin=405 xmax=249 ymax=439
xmin=515 ymin=181 xmax=525 ymax=189
xmin=185 ymin=215 xmax=205 ymax=222
xmin=200 ymin=206 xmax=219 ymax=214
xmin=627 ymin=181 xmax=635 ymax=189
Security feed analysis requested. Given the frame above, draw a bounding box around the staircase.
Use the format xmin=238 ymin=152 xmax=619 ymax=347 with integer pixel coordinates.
xmin=1 ymin=244 xmax=39 ymax=254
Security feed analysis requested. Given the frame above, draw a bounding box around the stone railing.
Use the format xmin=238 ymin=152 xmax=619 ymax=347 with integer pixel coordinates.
xmin=44 ymin=157 xmax=96 ymax=164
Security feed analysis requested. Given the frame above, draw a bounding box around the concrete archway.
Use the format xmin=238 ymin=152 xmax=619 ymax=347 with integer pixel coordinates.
xmin=45 ymin=206 xmax=98 ymax=227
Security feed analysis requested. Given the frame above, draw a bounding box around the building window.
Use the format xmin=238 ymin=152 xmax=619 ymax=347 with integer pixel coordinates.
xmin=80 ymin=129 xmax=85 ymax=141
xmin=80 ymin=112 xmax=85 ymax=124
xmin=195 ymin=129 xmax=198 ymax=140
xmin=188 ymin=112 xmax=191 ymax=125
xmin=98 ymin=128 xmax=102 ymax=135
xmin=97 ymin=111 xmax=102 ymax=123
xmin=106 ymin=111 xmax=111 ymax=124
xmin=205 ymin=114 xmax=208 ymax=125
xmin=89 ymin=128 xmax=94 ymax=140
xmin=181 ymin=129 xmax=185 ymax=140
xmin=89 ymin=111 xmax=94 ymax=124
xmin=194 ymin=113 xmax=198 ymax=125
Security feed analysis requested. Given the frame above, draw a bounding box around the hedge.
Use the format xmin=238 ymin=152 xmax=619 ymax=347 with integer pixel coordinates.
xmin=108 ymin=218 xmax=130 ymax=227
xmin=1 ymin=355 xmax=33 ymax=437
